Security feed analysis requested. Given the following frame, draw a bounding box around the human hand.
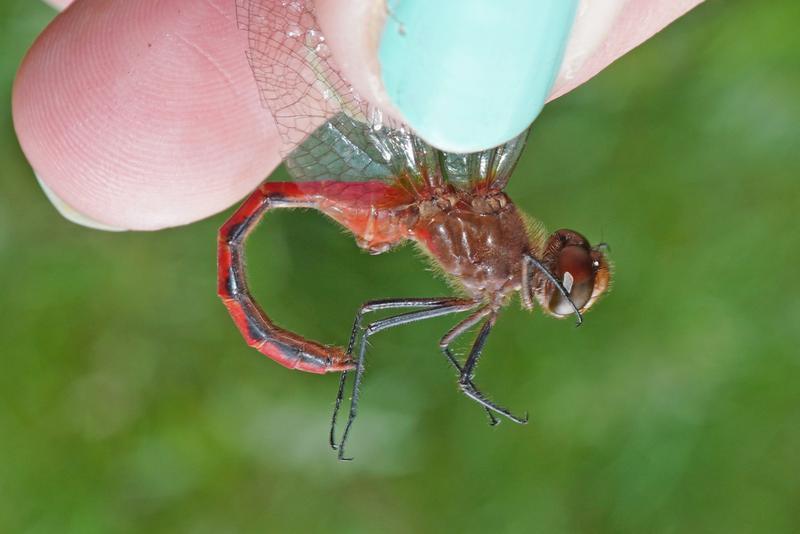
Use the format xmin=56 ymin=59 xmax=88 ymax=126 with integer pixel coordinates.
xmin=13 ymin=0 xmax=702 ymax=231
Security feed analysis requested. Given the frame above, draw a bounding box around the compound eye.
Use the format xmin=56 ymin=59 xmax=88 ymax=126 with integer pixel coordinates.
xmin=548 ymin=245 xmax=594 ymax=315
xmin=536 ymin=228 xmax=612 ymax=319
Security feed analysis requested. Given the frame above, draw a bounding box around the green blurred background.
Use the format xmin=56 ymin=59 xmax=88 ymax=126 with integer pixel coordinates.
xmin=2 ymin=1 xmax=799 ymax=532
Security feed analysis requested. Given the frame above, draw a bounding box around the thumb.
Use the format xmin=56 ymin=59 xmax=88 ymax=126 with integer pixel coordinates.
xmin=316 ymin=0 xmax=704 ymax=153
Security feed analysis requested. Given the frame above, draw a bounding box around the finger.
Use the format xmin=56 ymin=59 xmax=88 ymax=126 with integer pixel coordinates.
xmin=549 ymin=0 xmax=705 ymax=100
xmin=317 ymin=0 xmax=704 ymax=153
xmin=14 ymin=0 xmax=280 ymax=231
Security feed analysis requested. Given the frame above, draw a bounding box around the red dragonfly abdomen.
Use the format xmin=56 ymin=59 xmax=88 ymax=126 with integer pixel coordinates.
xmin=286 ymin=180 xmax=418 ymax=254
xmin=217 ymin=180 xmax=417 ymax=373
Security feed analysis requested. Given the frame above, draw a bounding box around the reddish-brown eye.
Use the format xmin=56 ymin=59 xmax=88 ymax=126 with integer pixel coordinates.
xmin=537 ymin=229 xmax=612 ymax=318
xmin=549 ymin=245 xmax=594 ymax=314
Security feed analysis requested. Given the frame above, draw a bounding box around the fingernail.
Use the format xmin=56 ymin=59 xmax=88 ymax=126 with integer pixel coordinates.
xmin=379 ymin=0 xmax=578 ymax=153
xmin=36 ymin=174 xmax=126 ymax=231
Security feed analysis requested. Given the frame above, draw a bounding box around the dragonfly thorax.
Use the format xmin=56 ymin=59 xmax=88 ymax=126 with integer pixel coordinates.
xmin=411 ymin=189 xmax=533 ymax=306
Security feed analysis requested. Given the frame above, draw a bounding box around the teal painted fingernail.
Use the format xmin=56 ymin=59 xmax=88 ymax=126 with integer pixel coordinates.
xmin=379 ymin=0 xmax=578 ymax=152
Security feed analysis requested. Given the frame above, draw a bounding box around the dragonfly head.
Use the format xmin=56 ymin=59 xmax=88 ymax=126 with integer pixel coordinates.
xmin=530 ymin=229 xmax=612 ymax=320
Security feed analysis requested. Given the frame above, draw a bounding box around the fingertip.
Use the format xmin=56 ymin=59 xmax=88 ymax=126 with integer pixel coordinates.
xmin=318 ymin=0 xmax=576 ymax=153
xmin=319 ymin=0 xmax=704 ymax=154
xmin=14 ymin=0 xmax=280 ymax=231
xmin=377 ymin=0 xmax=578 ymax=153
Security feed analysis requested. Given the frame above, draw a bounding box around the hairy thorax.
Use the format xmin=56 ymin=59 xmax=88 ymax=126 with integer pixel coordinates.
xmin=411 ymin=189 xmax=532 ymax=304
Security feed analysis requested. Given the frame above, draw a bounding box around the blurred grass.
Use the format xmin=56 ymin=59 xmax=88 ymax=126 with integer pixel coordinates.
xmin=2 ymin=0 xmax=799 ymax=532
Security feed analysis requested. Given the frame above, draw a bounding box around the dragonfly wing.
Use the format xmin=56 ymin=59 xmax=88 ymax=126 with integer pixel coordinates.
xmin=286 ymin=112 xmax=446 ymax=184
xmin=236 ymin=0 xmax=419 ymax=184
xmin=438 ymin=128 xmax=530 ymax=190
xmin=237 ymin=0 xmax=530 ymax=189
xmin=287 ymin=110 xmax=529 ymax=188
xmin=236 ymin=0 xmax=356 ymax=152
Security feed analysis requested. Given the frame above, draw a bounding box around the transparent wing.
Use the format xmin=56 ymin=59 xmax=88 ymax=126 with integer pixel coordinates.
xmin=287 ymin=111 xmax=529 ymax=189
xmin=436 ymin=129 xmax=529 ymax=190
xmin=235 ymin=0 xmax=370 ymax=150
xmin=237 ymin=0 xmax=529 ymax=189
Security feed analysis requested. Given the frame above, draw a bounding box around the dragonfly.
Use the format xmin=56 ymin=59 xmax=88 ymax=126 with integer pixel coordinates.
xmin=221 ymin=0 xmax=612 ymax=460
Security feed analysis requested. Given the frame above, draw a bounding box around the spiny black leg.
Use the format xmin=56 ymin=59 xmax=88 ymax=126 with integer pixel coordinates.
xmin=330 ymin=297 xmax=475 ymax=452
xmin=336 ymin=325 xmax=369 ymax=461
xmin=441 ymin=346 xmax=498 ymax=426
xmin=329 ymin=370 xmax=349 ymax=450
xmin=333 ymin=301 xmax=479 ymax=460
xmin=329 ymin=305 xmax=369 ymax=451
xmin=458 ymin=316 xmax=528 ymax=424
xmin=346 ymin=298 xmax=469 ymax=354
xmin=439 ymin=308 xmax=498 ymax=425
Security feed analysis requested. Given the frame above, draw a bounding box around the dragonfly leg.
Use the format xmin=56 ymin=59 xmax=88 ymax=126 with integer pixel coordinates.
xmin=439 ymin=307 xmax=499 ymax=426
xmin=330 ymin=297 xmax=476 ymax=451
xmin=457 ymin=315 xmax=529 ymax=425
xmin=333 ymin=300 xmax=479 ymax=460
xmin=218 ymin=183 xmax=352 ymax=374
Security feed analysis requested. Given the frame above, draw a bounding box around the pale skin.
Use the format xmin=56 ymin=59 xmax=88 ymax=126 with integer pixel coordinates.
xmin=14 ymin=0 xmax=703 ymax=231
